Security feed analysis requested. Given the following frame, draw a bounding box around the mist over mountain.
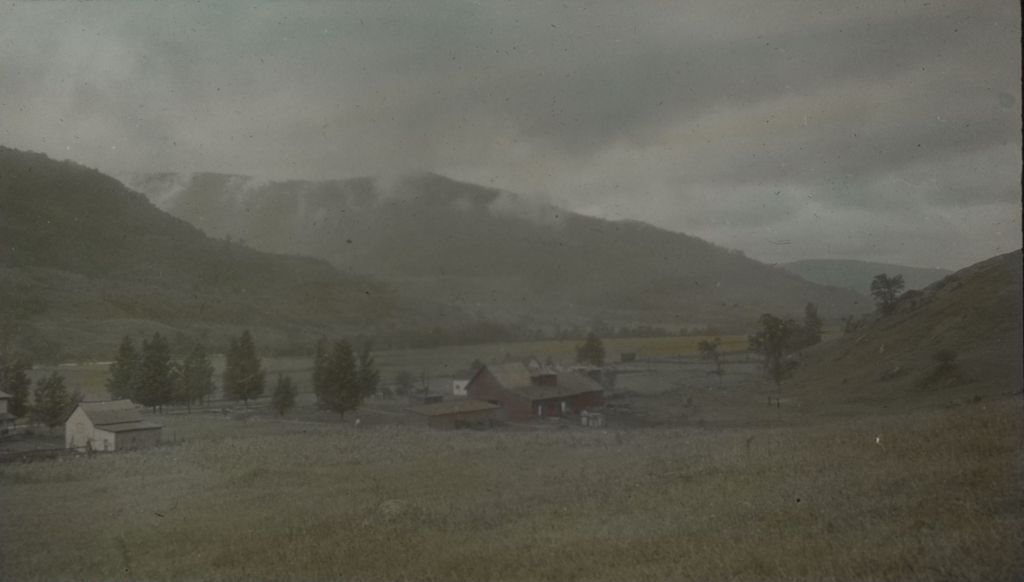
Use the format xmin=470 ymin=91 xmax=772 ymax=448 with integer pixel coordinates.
xmin=782 ymin=259 xmax=952 ymax=296
xmin=125 ymin=171 xmax=868 ymax=327
xmin=0 ymin=147 xmax=396 ymax=358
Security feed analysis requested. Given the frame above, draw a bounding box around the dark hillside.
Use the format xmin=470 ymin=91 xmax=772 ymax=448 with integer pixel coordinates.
xmin=0 ymin=147 xmax=396 ymax=358
xmin=126 ymin=171 xmax=868 ymax=327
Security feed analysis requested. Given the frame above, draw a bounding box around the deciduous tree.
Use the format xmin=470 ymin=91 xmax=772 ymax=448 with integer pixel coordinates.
xmin=30 ymin=372 xmax=72 ymax=431
xmin=698 ymin=338 xmax=724 ymax=385
xmin=0 ymin=356 xmax=32 ymax=421
xmin=749 ymin=314 xmax=800 ymax=405
xmin=871 ymin=274 xmax=905 ymax=315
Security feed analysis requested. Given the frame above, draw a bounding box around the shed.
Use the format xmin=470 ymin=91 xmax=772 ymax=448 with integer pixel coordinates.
xmin=65 ymin=400 xmax=162 ymax=452
xmin=408 ymin=399 xmax=500 ymax=429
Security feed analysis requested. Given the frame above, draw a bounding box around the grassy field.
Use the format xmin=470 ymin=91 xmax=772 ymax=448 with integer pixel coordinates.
xmin=32 ymin=335 xmax=750 ymax=402
xmin=1 ymin=396 xmax=1020 ymax=581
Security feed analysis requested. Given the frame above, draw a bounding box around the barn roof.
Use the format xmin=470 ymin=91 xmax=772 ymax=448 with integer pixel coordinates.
xmin=77 ymin=400 xmax=144 ymax=426
xmin=517 ymin=372 xmax=604 ymax=401
xmin=93 ymin=421 xmax=162 ymax=433
xmin=409 ymin=399 xmax=500 ymax=417
xmin=486 ymin=363 xmax=533 ymax=388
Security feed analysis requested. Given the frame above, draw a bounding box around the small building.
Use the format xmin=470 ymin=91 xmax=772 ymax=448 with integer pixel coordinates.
xmin=465 ymin=363 xmax=604 ymax=421
xmin=65 ymin=400 xmax=162 ymax=452
xmin=451 ymin=370 xmax=474 ymax=396
xmin=408 ymin=399 xmax=500 ymax=430
xmin=0 ymin=390 xmax=15 ymax=436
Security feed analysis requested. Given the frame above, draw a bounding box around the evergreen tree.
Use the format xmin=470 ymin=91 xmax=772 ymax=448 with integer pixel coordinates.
xmin=322 ymin=340 xmax=359 ymax=418
xmin=356 ymin=342 xmax=380 ymax=400
xmin=224 ymin=330 xmax=265 ymax=404
xmin=138 ymin=333 xmax=174 ymax=412
xmin=271 ymin=374 xmax=297 ymax=416
xmin=30 ymin=372 xmax=72 ymax=431
xmin=0 ymin=356 xmax=32 ymax=421
xmin=106 ymin=335 xmax=140 ymax=400
xmin=176 ymin=343 xmax=215 ymax=413
xmin=575 ymin=332 xmax=606 ymax=366
xmin=312 ymin=336 xmax=329 ymax=406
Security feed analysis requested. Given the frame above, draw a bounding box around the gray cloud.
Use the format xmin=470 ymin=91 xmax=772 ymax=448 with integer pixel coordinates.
xmin=0 ymin=0 xmax=1019 ymax=270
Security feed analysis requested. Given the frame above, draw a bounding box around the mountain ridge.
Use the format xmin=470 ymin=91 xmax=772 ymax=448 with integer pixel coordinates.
xmin=124 ymin=170 xmax=869 ymax=327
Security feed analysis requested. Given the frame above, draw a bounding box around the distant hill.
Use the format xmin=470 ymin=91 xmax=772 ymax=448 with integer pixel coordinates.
xmin=789 ymin=250 xmax=1022 ymax=410
xmin=0 ymin=147 xmax=397 ymax=359
xmin=124 ymin=171 xmax=868 ymax=328
xmin=782 ymin=259 xmax=951 ymax=296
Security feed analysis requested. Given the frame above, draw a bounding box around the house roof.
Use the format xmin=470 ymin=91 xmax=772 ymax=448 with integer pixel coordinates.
xmin=76 ymin=400 xmax=145 ymax=426
xmin=409 ymin=399 xmax=501 ymax=417
xmin=517 ymin=372 xmax=604 ymax=402
xmin=0 ymin=390 xmax=11 ymax=399
xmin=93 ymin=421 xmax=162 ymax=433
xmin=485 ymin=363 xmax=533 ymax=389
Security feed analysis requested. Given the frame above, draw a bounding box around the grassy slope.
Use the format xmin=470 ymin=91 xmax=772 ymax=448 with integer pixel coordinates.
xmin=1 ymin=397 xmax=1021 ymax=581
xmin=789 ymin=250 xmax=1023 ymax=415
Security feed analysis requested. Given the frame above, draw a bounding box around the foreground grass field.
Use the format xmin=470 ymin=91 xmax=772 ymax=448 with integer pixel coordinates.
xmin=1 ymin=397 xmax=1020 ymax=581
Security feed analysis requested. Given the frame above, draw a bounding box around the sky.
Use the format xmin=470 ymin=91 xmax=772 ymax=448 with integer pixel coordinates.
xmin=0 ymin=1 xmax=1020 ymax=270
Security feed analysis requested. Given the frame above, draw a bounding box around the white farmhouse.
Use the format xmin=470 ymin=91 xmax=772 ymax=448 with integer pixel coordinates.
xmin=65 ymin=400 xmax=162 ymax=452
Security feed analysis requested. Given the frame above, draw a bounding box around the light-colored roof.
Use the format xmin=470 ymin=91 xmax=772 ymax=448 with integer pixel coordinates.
xmin=77 ymin=400 xmax=144 ymax=426
xmin=0 ymin=390 xmax=11 ymax=399
xmin=486 ymin=363 xmax=533 ymax=389
xmin=93 ymin=421 xmax=162 ymax=433
xmin=409 ymin=399 xmax=501 ymax=417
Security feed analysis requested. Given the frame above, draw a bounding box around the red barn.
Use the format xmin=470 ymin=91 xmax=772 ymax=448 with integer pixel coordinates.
xmin=465 ymin=363 xmax=604 ymax=421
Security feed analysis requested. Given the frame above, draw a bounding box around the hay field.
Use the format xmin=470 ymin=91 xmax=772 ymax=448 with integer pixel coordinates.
xmin=1 ymin=397 xmax=1020 ymax=581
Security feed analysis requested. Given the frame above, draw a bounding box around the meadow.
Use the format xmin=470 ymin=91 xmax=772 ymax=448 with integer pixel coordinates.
xmin=0 ymin=396 xmax=1020 ymax=581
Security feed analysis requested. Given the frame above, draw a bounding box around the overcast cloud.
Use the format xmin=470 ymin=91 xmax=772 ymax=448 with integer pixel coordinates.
xmin=0 ymin=1 xmax=1019 ymax=269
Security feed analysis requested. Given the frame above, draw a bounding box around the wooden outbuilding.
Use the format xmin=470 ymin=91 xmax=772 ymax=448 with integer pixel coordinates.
xmin=65 ymin=400 xmax=162 ymax=452
xmin=408 ymin=399 xmax=500 ymax=429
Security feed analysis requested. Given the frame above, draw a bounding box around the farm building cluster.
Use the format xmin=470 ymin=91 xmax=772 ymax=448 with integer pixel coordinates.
xmin=410 ymin=362 xmax=605 ymax=428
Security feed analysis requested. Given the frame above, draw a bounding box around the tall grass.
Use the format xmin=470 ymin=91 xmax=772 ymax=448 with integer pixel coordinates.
xmin=1 ymin=398 xmax=1020 ymax=581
